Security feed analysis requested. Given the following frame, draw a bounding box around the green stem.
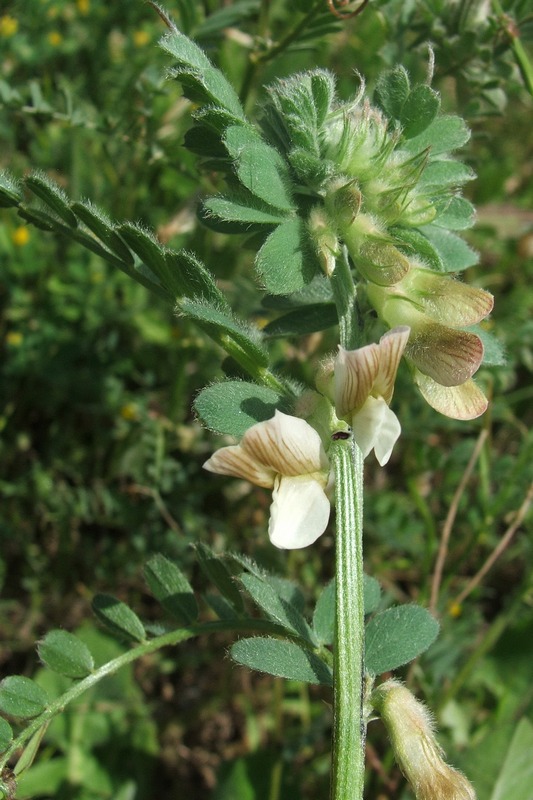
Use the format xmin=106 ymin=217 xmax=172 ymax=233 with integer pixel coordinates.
xmin=330 ymin=436 xmax=366 ymax=800
xmin=0 ymin=617 xmax=296 ymax=773
xmin=330 ymin=247 xmax=360 ymax=351
xmin=491 ymin=0 xmax=533 ymax=97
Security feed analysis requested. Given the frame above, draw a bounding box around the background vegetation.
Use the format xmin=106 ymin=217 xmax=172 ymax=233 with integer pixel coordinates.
xmin=1 ymin=1 xmax=532 ymax=798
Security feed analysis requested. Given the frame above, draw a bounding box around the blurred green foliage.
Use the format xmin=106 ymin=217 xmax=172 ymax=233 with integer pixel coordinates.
xmin=1 ymin=0 xmax=533 ymax=798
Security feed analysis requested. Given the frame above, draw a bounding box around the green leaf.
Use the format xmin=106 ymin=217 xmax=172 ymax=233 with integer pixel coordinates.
xmin=262 ymin=275 xmax=334 ymax=309
xmin=160 ymin=30 xmax=245 ymax=119
xmin=256 ymin=217 xmax=319 ymax=294
xmin=116 ymin=223 xmax=168 ymax=286
xmin=313 ymin=576 xmax=382 ymax=646
xmin=178 ymin=298 xmax=269 ymax=368
xmin=38 ymin=630 xmax=94 ymax=679
xmin=402 ymin=114 xmax=471 ymax=156
xmin=195 ymin=0 xmax=260 ymax=40
xmin=0 ymin=170 xmax=22 ymax=207
xmin=165 ymin=250 xmax=228 ymax=307
xmin=240 ymin=573 xmax=315 ymax=644
xmin=224 ymin=125 xmax=294 ymax=212
xmin=400 ymin=85 xmax=441 ymax=139
xmin=392 ymin=226 xmax=444 ymax=271
xmin=263 ymin=303 xmax=338 ymax=337
xmin=144 ymin=554 xmax=198 ymax=624
xmin=421 ymin=225 xmax=479 ymax=271
xmin=467 ymin=326 xmax=506 ymax=366
xmin=194 ymin=542 xmax=244 ymax=613
xmin=374 ymin=66 xmax=410 ymax=122
xmin=194 ymin=380 xmax=289 ymax=437
xmin=230 ymin=637 xmax=332 ymax=685
xmin=25 ymin=172 xmax=78 ymax=227
xmin=70 ymin=201 xmax=134 ymax=264
xmin=13 ymin=723 xmax=49 ymax=776
xmin=17 ymin=204 xmax=60 ymax=232
xmin=490 ymin=718 xmax=533 ymax=800
xmin=365 ymin=605 xmax=439 ymax=675
xmin=0 ymin=676 xmax=49 ymax=719
xmin=420 ymin=159 xmax=475 ymax=189
xmin=91 ymin=594 xmax=146 ymax=643
xmin=0 ymin=717 xmax=13 ymax=753
xmin=432 ymin=196 xmax=476 ymax=230
xmin=202 ymin=194 xmax=289 ymax=227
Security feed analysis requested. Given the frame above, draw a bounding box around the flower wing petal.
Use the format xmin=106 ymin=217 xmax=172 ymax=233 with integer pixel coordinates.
xmin=203 ymin=444 xmax=275 ymax=488
xmin=414 ymin=371 xmax=488 ymax=419
xmin=242 ymin=410 xmax=328 ymax=476
xmin=351 ymin=396 xmax=401 ymax=465
xmin=269 ymin=475 xmax=331 ymax=549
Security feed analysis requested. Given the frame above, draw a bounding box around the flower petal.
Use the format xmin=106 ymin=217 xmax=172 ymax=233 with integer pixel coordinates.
xmin=373 ymin=326 xmax=410 ymax=404
xmin=269 ymin=475 xmax=331 ymax=549
xmin=241 ymin=410 xmax=328 ymax=477
xmin=203 ymin=444 xmax=275 ymax=488
xmin=414 ymin=371 xmax=488 ymax=419
xmin=407 ymin=324 xmax=483 ymax=386
xmin=351 ymin=396 xmax=401 ymax=465
xmin=334 ymin=344 xmax=380 ymax=418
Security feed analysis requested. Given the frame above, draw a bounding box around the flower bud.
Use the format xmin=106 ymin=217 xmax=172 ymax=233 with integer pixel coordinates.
xmin=372 ymin=680 xmax=476 ymax=800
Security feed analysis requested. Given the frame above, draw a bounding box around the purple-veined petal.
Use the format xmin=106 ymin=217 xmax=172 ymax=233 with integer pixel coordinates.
xmin=414 ymin=371 xmax=488 ymax=419
xmin=351 ymin=396 xmax=401 ymax=465
xmin=407 ymin=325 xmax=483 ymax=386
xmin=268 ymin=474 xmax=331 ymax=549
xmin=242 ymin=410 xmax=328 ymax=477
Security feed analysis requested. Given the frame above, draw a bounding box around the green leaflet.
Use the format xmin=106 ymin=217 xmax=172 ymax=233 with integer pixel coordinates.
xmin=160 ymin=30 xmax=245 ymax=120
xmin=144 ymin=554 xmax=198 ymax=624
xmin=421 ymin=224 xmax=479 ymax=271
xmin=231 ymin=637 xmax=333 ymax=686
xmin=194 ymin=380 xmax=289 ymax=437
xmin=91 ymin=594 xmax=146 ymax=643
xmin=365 ymin=604 xmax=439 ymax=675
xmin=0 ymin=676 xmax=49 ymax=720
xmin=256 ymin=217 xmax=319 ymax=294
xmin=38 ymin=631 xmax=94 ymax=679
xmin=224 ymin=125 xmax=295 ymax=212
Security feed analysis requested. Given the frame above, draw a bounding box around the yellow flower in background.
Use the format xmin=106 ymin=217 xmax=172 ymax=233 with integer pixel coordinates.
xmin=0 ymin=14 xmax=18 ymax=37
xmin=6 ymin=332 xmax=23 ymax=347
xmin=76 ymin=0 xmax=90 ymax=14
xmin=120 ymin=403 xmax=139 ymax=421
xmin=47 ymin=30 xmax=63 ymax=46
xmin=12 ymin=226 xmax=30 ymax=247
xmin=133 ymin=30 xmax=150 ymax=48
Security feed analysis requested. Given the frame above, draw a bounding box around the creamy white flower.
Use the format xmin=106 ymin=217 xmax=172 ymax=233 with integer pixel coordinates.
xmin=333 ymin=327 xmax=410 ymax=465
xmin=203 ymin=410 xmax=330 ymax=549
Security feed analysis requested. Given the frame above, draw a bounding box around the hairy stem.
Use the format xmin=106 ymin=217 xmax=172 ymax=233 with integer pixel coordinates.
xmin=330 ymin=436 xmax=366 ymax=800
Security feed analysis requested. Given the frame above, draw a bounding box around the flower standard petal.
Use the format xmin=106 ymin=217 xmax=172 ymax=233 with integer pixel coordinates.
xmin=351 ymin=396 xmax=401 ymax=465
xmin=334 ymin=344 xmax=380 ymax=418
xmin=373 ymin=326 xmax=410 ymax=403
xmin=268 ymin=474 xmax=331 ymax=549
xmin=241 ymin=410 xmax=328 ymax=476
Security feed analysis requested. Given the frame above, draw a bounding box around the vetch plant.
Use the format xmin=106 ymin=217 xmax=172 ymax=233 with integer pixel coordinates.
xmin=0 ymin=8 xmax=507 ymax=800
